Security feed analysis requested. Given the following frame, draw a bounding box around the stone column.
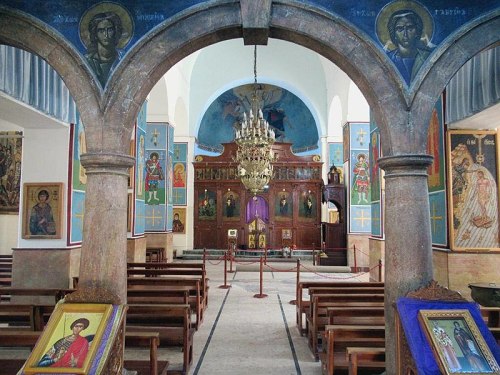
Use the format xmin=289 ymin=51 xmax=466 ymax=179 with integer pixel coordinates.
xmin=377 ymin=154 xmax=434 ymax=375
xmin=74 ymin=152 xmax=135 ymax=304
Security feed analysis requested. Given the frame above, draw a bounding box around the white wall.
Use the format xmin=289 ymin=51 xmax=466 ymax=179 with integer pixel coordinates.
xmin=0 ymin=96 xmax=70 ymax=252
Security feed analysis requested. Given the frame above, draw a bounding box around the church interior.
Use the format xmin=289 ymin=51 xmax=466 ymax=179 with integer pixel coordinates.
xmin=0 ymin=1 xmax=499 ymax=374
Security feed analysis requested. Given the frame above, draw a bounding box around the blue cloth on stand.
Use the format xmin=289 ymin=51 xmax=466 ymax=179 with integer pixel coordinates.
xmin=396 ymin=297 xmax=500 ymax=375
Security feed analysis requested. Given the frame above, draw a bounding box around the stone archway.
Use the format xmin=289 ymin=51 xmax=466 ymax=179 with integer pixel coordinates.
xmin=1 ymin=2 xmax=499 ymax=372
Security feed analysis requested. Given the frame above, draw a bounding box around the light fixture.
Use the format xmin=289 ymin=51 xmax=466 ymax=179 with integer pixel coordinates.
xmin=234 ymin=46 xmax=276 ymax=195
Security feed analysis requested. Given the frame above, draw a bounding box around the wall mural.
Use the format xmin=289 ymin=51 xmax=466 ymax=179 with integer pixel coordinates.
xmin=166 ymin=124 xmax=174 ymax=232
xmin=447 ymin=130 xmax=499 ymax=251
xmin=79 ymin=3 xmax=134 ymax=87
xmin=0 ymin=131 xmax=22 ymax=214
xmin=369 ymin=114 xmax=383 ymax=238
xmin=144 ymin=122 xmax=169 ymax=232
xmin=427 ymin=96 xmax=447 ymax=247
xmin=348 ymin=122 xmax=372 ymax=233
xmin=173 ymin=143 xmax=187 ymax=206
xmin=133 ymin=101 xmax=147 ymax=236
xmin=4 ymin=0 xmax=496 ymax=89
xmin=198 ymin=83 xmax=318 ymax=153
xmin=69 ymin=120 xmax=86 ymax=245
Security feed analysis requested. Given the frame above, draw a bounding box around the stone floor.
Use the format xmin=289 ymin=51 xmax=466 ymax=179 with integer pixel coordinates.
xmin=1 ymin=258 xmax=372 ymax=375
xmin=138 ymin=258 xmax=371 ymax=375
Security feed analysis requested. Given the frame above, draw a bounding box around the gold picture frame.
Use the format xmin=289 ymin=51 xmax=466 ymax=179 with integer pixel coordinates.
xmin=173 ymin=207 xmax=186 ymax=234
xmin=446 ymin=129 xmax=499 ymax=251
xmin=418 ymin=309 xmax=500 ymax=374
xmin=22 ymin=183 xmax=63 ymax=239
xmin=24 ymin=303 xmax=113 ymax=374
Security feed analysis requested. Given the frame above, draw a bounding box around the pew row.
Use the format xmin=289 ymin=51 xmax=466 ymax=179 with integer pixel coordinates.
xmin=295 ymin=281 xmax=384 ymax=335
xmin=126 ymin=303 xmax=195 ymax=374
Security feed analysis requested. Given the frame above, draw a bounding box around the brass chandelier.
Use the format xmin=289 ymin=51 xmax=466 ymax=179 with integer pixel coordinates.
xmin=234 ymin=46 xmax=276 ymax=195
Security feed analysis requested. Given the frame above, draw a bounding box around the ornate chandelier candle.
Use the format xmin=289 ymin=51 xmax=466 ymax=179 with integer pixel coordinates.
xmin=234 ymin=46 xmax=276 ymax=195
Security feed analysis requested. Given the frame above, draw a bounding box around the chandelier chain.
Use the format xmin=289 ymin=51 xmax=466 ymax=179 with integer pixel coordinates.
xmin=254 ymin=45 xmax=257 ymax=86
xmin=233 ymin=45 xmax=276 ymax=195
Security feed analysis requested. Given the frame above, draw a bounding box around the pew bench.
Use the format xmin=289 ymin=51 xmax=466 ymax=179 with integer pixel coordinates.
xmin=306 ymin=294 xmax=385 ymax=358
xmin=320 ymin=324 xmax=386 ymax=375
xmin=346 ymin=347 xmax=385 ymax=375
xmin=124 ymin=331 xmax=169 ymax=375
xmin=0 ymin=330 xmax=166 ymax=375
xmin=295 ymin=281 xmax=384 ymax=335
xmin=128 ymin=277 xmax=202 ymax=330
xmin=128 ymin=267 xmax=209 ymax=310
xmin=0 ymin=287 xmax=74 ymax=305
xmin=126 ymin=303 xmax=195 ymax=374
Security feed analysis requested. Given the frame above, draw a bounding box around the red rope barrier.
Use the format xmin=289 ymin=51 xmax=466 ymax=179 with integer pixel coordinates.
xmin=232 ymin=259 xmax=261 ymax=265
xmin=298 ymin=262 xmax=382 ymax=280
xmin=264 ymin=263 xmax=298 ymax=272
xmin=206 ymin=258 xmax=225 ymax=266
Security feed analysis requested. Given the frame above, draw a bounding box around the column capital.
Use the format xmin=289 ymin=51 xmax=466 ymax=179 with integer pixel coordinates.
xmin=80 ymin=152 xmax=135 ymax=177
xmin=378 ymin=154 xmax=433 ymax=179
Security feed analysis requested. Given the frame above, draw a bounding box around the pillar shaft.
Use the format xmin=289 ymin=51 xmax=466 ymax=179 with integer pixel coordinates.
xmin=78 ymin=152 xmax=135 ymax=304
xmin=378 ymin=154 xmax=434 ymax=375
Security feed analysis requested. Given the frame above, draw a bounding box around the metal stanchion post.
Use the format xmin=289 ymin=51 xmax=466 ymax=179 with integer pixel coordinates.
xmin=254 ymin=256 xmax=268 ymax=298
xmin=228 ymin=245 xmax=235 ymax=273
xmin=353 ymin=244 xmax=358 ymax=273
xmin=289 ymin=259 xmax=300 ymax=305
xmin=264 ymin=247 xmax=267 ymax=265
xmin=219 ymin=251 xmax=231 ymax=289
xmin=378 ymin=259 xmax=382 ymax=282
xmin=312 ymin=247 xmax=316 ymax=266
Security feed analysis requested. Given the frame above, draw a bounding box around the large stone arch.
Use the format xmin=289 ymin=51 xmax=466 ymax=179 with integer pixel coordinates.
xmin=0 ymin=8 xmax=100 ymax=121
xmin=108 ymin=1 xmax=406 ymax=154
xmin=407 ymin=11 xmax=500 ymax=150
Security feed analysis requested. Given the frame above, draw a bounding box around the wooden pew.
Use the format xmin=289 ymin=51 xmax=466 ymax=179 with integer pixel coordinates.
xmin=295 ymin=281 xmax=384 ymax=335
xmin=320 ymin=325 xmax=385 ymax=375
xmin=126 ymin=303 xmax=194 ymax=374
xmin=307 ymin=294 xmax=385 ymax=358
xmin=490 ymin=327 xmax=500 ymax=344
xmin=327 ymin=306 xmax=385 ymax=325
xmin=127 ymin=287 xmax=190 ymax=305
xmin=128 ymin=262 xmax=205 ymax=270
xmin=0 ymin=330 xmax=167 ymax=375
xmin=0 ymin=304 xmax=37 ymax=330
xmin=128 ymin=266 xmax=209 ymax=309
xmin=124 ymin=331 xmax=169 ymax=375
xmin=128 ymin=277 xmax=202 ymax=329
xmin=480 ymin=306 xmax=500 ymax=327
xmin=346 ymin=347 xmax=385 ymax=375
xmin=0 ymin=287 xmax=74 ymax=304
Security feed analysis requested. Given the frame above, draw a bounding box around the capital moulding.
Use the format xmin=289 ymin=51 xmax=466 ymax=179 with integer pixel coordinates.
xmin=80 ymin=152 xmax=135 ymax=177
xmin=378 ymin=154 xmax=433 ymax=178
